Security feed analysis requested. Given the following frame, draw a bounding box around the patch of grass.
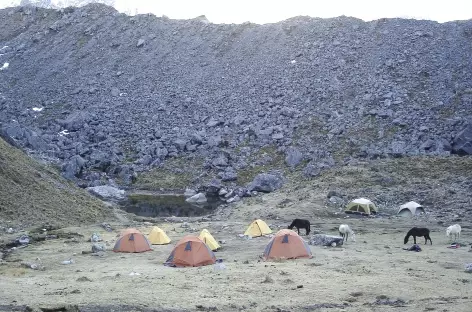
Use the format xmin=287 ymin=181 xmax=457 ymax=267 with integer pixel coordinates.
xmin=370 ymin=156 xmax=472 ymax=181
xmin=76 ymin=36 xmax=88 ymax=48
xmin=134 ymin=156 xmax=203 ymax=190
xmin=292 ymin=156 xmax=472 ymax=197
xmin=0 ymin=138 xmax=110 ymax=228
xmin=385 ymin=125 xmax=401 ymax=138
xmin=292 ymin=116 xmax=328 ymax=145
xmin=237 ymin=145 xmax=286 ymax=185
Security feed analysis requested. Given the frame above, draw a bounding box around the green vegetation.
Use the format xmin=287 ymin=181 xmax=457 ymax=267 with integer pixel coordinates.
xmin=134 ymin=156 xmax=204 ymax=190
xmin=0 ymin=138 xmax=110 ymax=228
xmin=237 ymin=145 xmax=287 ymax=185
xmin=294 ymin=156 xmax=472 ymax=191
xmin=76 ymin=36 xmax=88 ymax=48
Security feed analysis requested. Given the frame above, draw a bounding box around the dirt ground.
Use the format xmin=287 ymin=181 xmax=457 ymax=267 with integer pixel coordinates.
xmin=1 ymin=193 xmax=472 ymax=312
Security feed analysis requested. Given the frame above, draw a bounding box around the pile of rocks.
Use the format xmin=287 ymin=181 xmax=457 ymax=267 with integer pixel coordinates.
xmin=0 ymin=4 xmax=471 ymax=191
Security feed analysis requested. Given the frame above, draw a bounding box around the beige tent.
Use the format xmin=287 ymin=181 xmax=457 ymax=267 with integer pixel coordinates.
xmin=244 ymin=219 xmax=272 ymax=237
xmin=198 ymin=229 xmax=221 ymax=251
xmin=397 ymin=201 xmax=425 ymax=217
xmin=345 ymin=198 xmax=377 ymax=215
xmin=148 ymin=226 xmax=171 ymax=245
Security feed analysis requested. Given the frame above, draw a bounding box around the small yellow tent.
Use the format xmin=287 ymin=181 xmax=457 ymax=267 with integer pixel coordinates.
xmin=244 ymin=219 xmax=272 ymax=237
xmin=198 ymin=229 xmax=220 ymax=251
xmin=148 ymin=226 xmax=171 ymax=245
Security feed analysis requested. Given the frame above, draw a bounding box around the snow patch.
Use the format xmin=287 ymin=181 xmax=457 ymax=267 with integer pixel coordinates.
xmin=32 ymin=107 xmax=44 ymax=112
xmin=59 ymin=130 xmax=70 ymax=136
xmin=0 ymin=63 xmax=9 ymax=71
xmin=290 ymin=60 xmax=296 ymax=64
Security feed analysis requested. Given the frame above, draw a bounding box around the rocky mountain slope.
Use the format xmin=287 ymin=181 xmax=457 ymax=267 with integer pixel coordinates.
xmin=0 ymin=137 xmax=110 ymax=227
xmin=3 ymin=0 xmax=115 ymax=10
xmin=0 ymin=4 xmax=471 ymax=192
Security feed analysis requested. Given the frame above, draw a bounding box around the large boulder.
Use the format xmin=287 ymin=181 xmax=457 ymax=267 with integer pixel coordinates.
xmin=25 ymin=131 xmax=47 ymax=151
xmin=60 ymin=111 xmax=90 ymax=131
xmin=303 ymin=162 xmax=320 ymax=177
xmin=309 ymin=234 xmax=344 ymax=246
xmin=202 ymin=179 xmax=223 ymax=195
xmin=212 ymin=154 xmax=229 ymax=168
xmin=116 ymin=164 xmax=136 ymax=185
xmin=184 ymin=188 xmax=197 ymax=198
xmin=87 ymin=185 xmax=125 ymax=201
xmin=92 ymin=243 xmax=106 ymax=253
xmin=219 ymin=168 xmax=238 ymax=182
xmin=61 ymin=155 xmax=86 ymax=180
xmin=185 ymin=192 xmax=207 ymax=203
xmin=0 ymin=126 xmax=20 ymax=147
xmin=452 ymin=124 xmax=472 ymax=155
xmin=1 ymin=122 xmax=25 ymax=141
xmin=285 ymin=147 xmax=303 ymax=168
xmin=88 ymin=149 xmax=114 ymax=171
xmin=247 ymin=173 xmax=284 ymax=193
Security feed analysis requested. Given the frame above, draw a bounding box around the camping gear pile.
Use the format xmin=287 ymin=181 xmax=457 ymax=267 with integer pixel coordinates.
xmin=465 ymin=263 xmax=472 ymax=273
xmin=403 ymin=244 xmax=422 ymax=252
xmin=309 ymin=234 xmax=344 ymax=247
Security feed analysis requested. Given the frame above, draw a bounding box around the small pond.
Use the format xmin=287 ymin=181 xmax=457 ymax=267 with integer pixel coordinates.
xmin=119 ymin=193 xmax=223 ymax=218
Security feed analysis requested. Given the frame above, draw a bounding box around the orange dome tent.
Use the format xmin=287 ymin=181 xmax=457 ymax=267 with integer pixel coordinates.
xmin=164 ymin=235 xmax=216 ymax=267
xmin=113 ymin=228 xmax=152 ymax=253
xmin=263 ymin=229 xmax=312 ymax=261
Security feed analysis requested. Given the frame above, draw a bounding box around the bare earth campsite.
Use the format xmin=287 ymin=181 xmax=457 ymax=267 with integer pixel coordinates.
xmin=1 ymin=2 xmax=472 ymax=312
xmin=1 ymin=182 xmax=472 ymax=312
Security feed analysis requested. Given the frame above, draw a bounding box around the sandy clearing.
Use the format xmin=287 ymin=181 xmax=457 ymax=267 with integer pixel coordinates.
xmin=1 ymin=216 xmax=471 ymax=312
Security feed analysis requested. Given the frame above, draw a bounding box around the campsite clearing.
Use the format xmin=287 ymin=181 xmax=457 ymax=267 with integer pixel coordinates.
xmin=1 ymin=216 xmax=471 ymax=312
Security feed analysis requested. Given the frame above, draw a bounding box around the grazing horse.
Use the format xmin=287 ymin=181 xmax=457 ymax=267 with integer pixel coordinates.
xmin=288 ymin=219 xmax=311 ymax=236
xmin=339 ymin=224 xmax=356 ymax=243
xmin=446 ymin=224 xmax=461 ymax=242
xmin=404 ymin=227 xmax=432 ymax=245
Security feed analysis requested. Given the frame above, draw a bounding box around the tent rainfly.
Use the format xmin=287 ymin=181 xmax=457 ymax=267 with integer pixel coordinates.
xmin=397 ymin=201 xmax=425 ymax=217
xmin=113 ymin=228 xmax=152 ymax=253
xmin=345 ymin=198 xmax=377 ymax=215
xmin=198 ymin=229 xmax=220 ymax=251
xmin=164 ymin=235 xmax=216 ymax=267
xmin=263 ymin=229 xmax=312 ymax=261
xmin=148 ymin=226 xmax=171 ymax=245
xmin=244 ymin=219 xmax=272 ymax=237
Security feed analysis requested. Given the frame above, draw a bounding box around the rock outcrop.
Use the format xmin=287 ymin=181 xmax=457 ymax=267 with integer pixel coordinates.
xmin=452 ymin=124 xmax=472 ymax=155
xmin=0 ymin=4 xmax=471 ymax=191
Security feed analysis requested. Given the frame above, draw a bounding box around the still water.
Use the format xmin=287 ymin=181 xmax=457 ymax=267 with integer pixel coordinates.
xmin=120 ymin=193 xmax=223 ymax=217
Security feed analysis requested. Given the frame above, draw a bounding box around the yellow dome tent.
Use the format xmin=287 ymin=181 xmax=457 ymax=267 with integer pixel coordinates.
xmin=198 ymin=229 xmax=221 ymax=251
xmin=148 ymin=226 xmax=171 ymax=245
xmin=244 ymin=219 xmax=272 ymax=237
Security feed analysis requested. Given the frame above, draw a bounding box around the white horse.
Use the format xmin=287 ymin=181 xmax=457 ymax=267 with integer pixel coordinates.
xmin=339 ymin=224 xmax=356 ymax=243
xmin=446 ymin=224 xmax=461 ymax=242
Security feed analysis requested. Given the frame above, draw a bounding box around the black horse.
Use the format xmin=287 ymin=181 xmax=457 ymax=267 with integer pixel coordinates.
xmin=404 ymin=227 xmax=432 ymax=245
xmin=288 ymin=219 xmax=311 ymax=236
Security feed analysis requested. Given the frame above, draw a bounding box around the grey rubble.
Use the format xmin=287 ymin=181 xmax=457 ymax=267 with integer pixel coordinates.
xmin=0 ymin=4 xmax=472 ymax=189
